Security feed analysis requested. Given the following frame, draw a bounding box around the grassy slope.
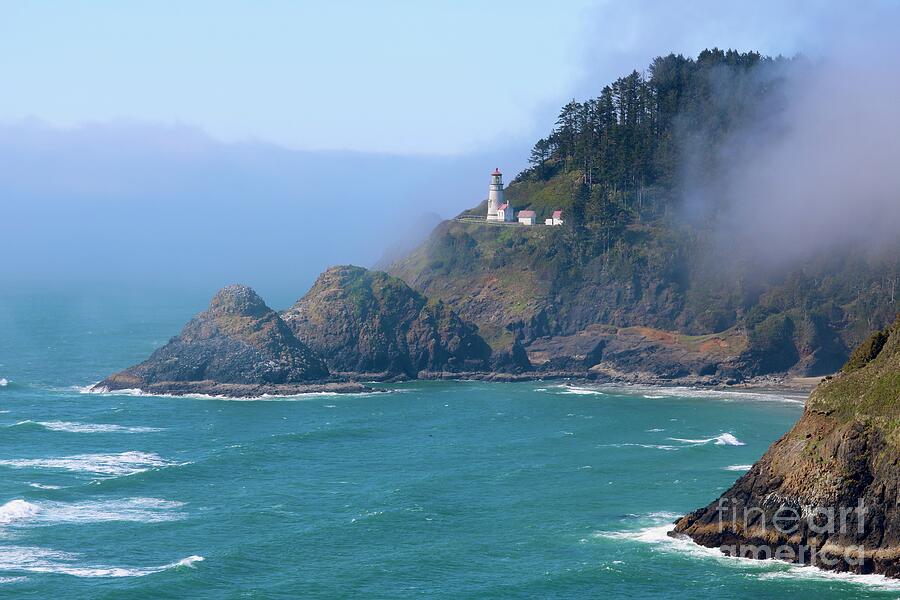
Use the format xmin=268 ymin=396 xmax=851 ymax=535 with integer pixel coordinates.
xmin=809 ymin=316 xmax=900 ymax=442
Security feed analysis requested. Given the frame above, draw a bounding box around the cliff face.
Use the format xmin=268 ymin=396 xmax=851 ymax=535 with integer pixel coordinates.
xmin=388 ymin=197 xmax=899 ymax=381
xmin=672 ymin=314 xmax=900 ymax=577
xmin=282 ymin=266 xmax=492 ymax=377
xmin=96 ymin=285 xmax=331 ymax=394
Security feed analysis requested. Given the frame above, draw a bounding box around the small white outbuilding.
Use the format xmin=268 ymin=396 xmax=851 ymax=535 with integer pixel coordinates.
xmin=517 ymin=210 xmax=536 ymax=226
xmin=545 ymin=210 xmax=564 ymax=226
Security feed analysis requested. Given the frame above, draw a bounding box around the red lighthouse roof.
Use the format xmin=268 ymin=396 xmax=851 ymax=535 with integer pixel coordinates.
xmin=492 ymin=167 xmax=502 ymax=176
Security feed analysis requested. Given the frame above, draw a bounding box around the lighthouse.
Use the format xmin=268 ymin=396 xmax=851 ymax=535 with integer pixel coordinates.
xmin=486 ymin=168 xmax=513 ymax=222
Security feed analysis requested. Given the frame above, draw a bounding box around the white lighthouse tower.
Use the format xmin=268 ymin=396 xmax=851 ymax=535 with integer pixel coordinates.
xmin=486 ymin=168 xmax=513 ymax=222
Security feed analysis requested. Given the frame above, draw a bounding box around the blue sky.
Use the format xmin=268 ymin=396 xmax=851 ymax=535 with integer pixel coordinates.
xmin=1 ymin=0 xmax=895 ymax=297
xmin=0 ymin=0 xmax=859 ymax=155
xmin=0 ymin=1 xmax=595 ymax=154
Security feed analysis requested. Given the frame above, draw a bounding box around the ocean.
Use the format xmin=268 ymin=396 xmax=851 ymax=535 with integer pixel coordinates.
xmin=0 ymin=286 xmax=898 ymax=598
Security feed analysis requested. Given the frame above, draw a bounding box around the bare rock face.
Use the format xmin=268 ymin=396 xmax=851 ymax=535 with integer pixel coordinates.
xmin=96 ymin=284 xmax=329 ymax=393
xmin=671 ymin=314 xmax=900 ymax=577
xmin=282 ymin=266 xmax=492 ymax=377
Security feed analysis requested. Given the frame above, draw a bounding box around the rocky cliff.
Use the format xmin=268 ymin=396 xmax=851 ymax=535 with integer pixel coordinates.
xmin=282 ymin=265 xmax=492 ymax=377
xmin=93 ymin=285 xmax=367 ymax=396
xmin=671 ymin=314 xmax=900 ymax=577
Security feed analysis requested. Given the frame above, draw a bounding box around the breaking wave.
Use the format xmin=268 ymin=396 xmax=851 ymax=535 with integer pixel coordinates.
xmin=0 ymin=379 xmax=7 ymax=387
xmin=668 ymin=433 xmax=745 ymax=446
xmin=10 ymin=421 xmax=163 ymax=434
xmin=724 ymin=464 xmax=753 ymax=471
xmin=598 ymin=442 xmax=680 ymax=451
xmin=597 ymin=383 xmax=806 ymax=404
xmin=79 ymin=384 xmax=386 ymax=401
xmin=0 ymin=545 xmax=203 ymax=578
xmin=593 ymin=513 xmax=900 ymax=591
xmin=0 ymin=498 xmax=185 ymax=527
xmin=0 ymin=451 xmax=183 ymax=477
xmin=552 ymin=385 xmax=606 ymax=396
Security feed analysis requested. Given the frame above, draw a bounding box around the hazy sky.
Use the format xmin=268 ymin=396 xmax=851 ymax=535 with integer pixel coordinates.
xmin=2 ymin=0 xmax=895 ymax=300
xmin=0 ymin=1 xmax=595 ymax=154
xmin=0 ymin=0 xmax=849 ymax=155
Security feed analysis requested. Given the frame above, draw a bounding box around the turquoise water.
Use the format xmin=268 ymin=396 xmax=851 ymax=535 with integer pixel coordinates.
xmin=1 ymin=287 xmax=898 ymax=598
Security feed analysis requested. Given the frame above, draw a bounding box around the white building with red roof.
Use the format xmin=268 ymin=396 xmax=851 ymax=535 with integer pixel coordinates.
xmin=545 ymin=210 xmax=564 ymax=226
xmin=486 ymin=168 xmax=515 ymax=222
xmin=517 ymin=210 xmax=536 ymax=226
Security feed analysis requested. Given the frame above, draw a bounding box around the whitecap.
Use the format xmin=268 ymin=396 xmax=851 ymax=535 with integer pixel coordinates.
xmin=26 ymin=483 xmax=63 ymax=490
xmin=0 ymin=500 xmax=41 ymax=526
xmin=0 ymin=545 xmax=203 ymax=578
xmin=0 ymin=451 xmax=182 ymax=477
xmin=724 ymin=464 xmax=753 ymax=471
xmin=554 ymin=385 xmax=605 ymax=396
xmin=0 ymin=498 xmax=185 ymax=527
xmin=668 ymin=433 xmax=745 ymax=446
xmin=0 ymin=576 xmax=27 ymax=584
xmin=645 ymin=428 xmax=665 ymax=432
xmin=598 ymin=443 xmax=680 ymax=451
xmin=32 ymin=421 xmax=163 ymax=434
xmin=0 ymin=379 xmax=7 ymax=387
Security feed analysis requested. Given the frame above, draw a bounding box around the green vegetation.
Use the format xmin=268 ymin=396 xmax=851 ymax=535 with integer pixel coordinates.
xmin=392 ymin=49 xmax=900 ymax=375
xmin=810 ymin=315 xmax=900 ymax=437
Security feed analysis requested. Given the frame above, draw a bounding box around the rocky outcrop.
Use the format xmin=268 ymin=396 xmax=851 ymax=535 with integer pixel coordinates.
xmin=671 ymin=314 xmax=900 ymax=577
xmin=525 ymin=324 xmax=746 ymax=382
xmin=282 ymin=266 xmax=492 ymax=378
xmin=95 ymin=284 xmax=338 ymax=396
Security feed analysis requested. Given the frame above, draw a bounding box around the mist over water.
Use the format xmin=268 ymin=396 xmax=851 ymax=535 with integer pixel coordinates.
xmin=0 ymin=120 xmax=528 ymax=301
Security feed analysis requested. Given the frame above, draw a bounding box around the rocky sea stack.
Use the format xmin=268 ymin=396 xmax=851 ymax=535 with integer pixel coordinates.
xmin=94 ymin=284 xmax=369 ymax=396
xmin=282 ymin=265 xmax=492 ymax=378
xmin=671 ymin=314 xmax=900 ymax=577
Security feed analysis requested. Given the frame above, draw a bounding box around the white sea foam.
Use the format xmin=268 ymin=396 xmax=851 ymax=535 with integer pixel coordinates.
xmin=28 ymin=421 xmax=163 ymax=434
xmin=668 ymin=433 xmax=745 ymax=446
xmin=598 ymin=443 xmax=680 ymax=451
xmin=594 ymin=513 xmax=900 ymax=590
xmin=724 ymin=464 xmax=753 ymax=471
xmin=0 ymin=379 xmax=8 ymax=387
xmin=645 ymin=428 xmax=665 ymax=432
xmin=0 ymin=545 xmax=203 ymax=578
xmin=0 ymin=500 xmax=41 ymax=526
xmin=0 ymin=451 xmax=182 ymax=477
xmin=553 ymin=385 xmax=606 ymax=396
xmin=755 ymin=566 xmax=900 ymax=590
xmin=26 ymin=483 xmax=63 ymax=490
xmin=0 ymin=576 xmax=27 ymax=584
xmin=597 ymin=383 xmax=806 ymax=404
xmin=0 ymin=498 xmax=185 ymax=527
xmin=81 ymin=384 xmax=386 ymax=401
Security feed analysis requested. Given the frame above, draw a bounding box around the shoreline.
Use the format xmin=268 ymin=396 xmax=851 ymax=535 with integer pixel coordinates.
xmin=85 ymin=371 xmax=822 ymax=400
xmin=415 ymin=370 xmax=821 ymax=396
xmin=88 ymin=379 xmax=378 ymax=398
